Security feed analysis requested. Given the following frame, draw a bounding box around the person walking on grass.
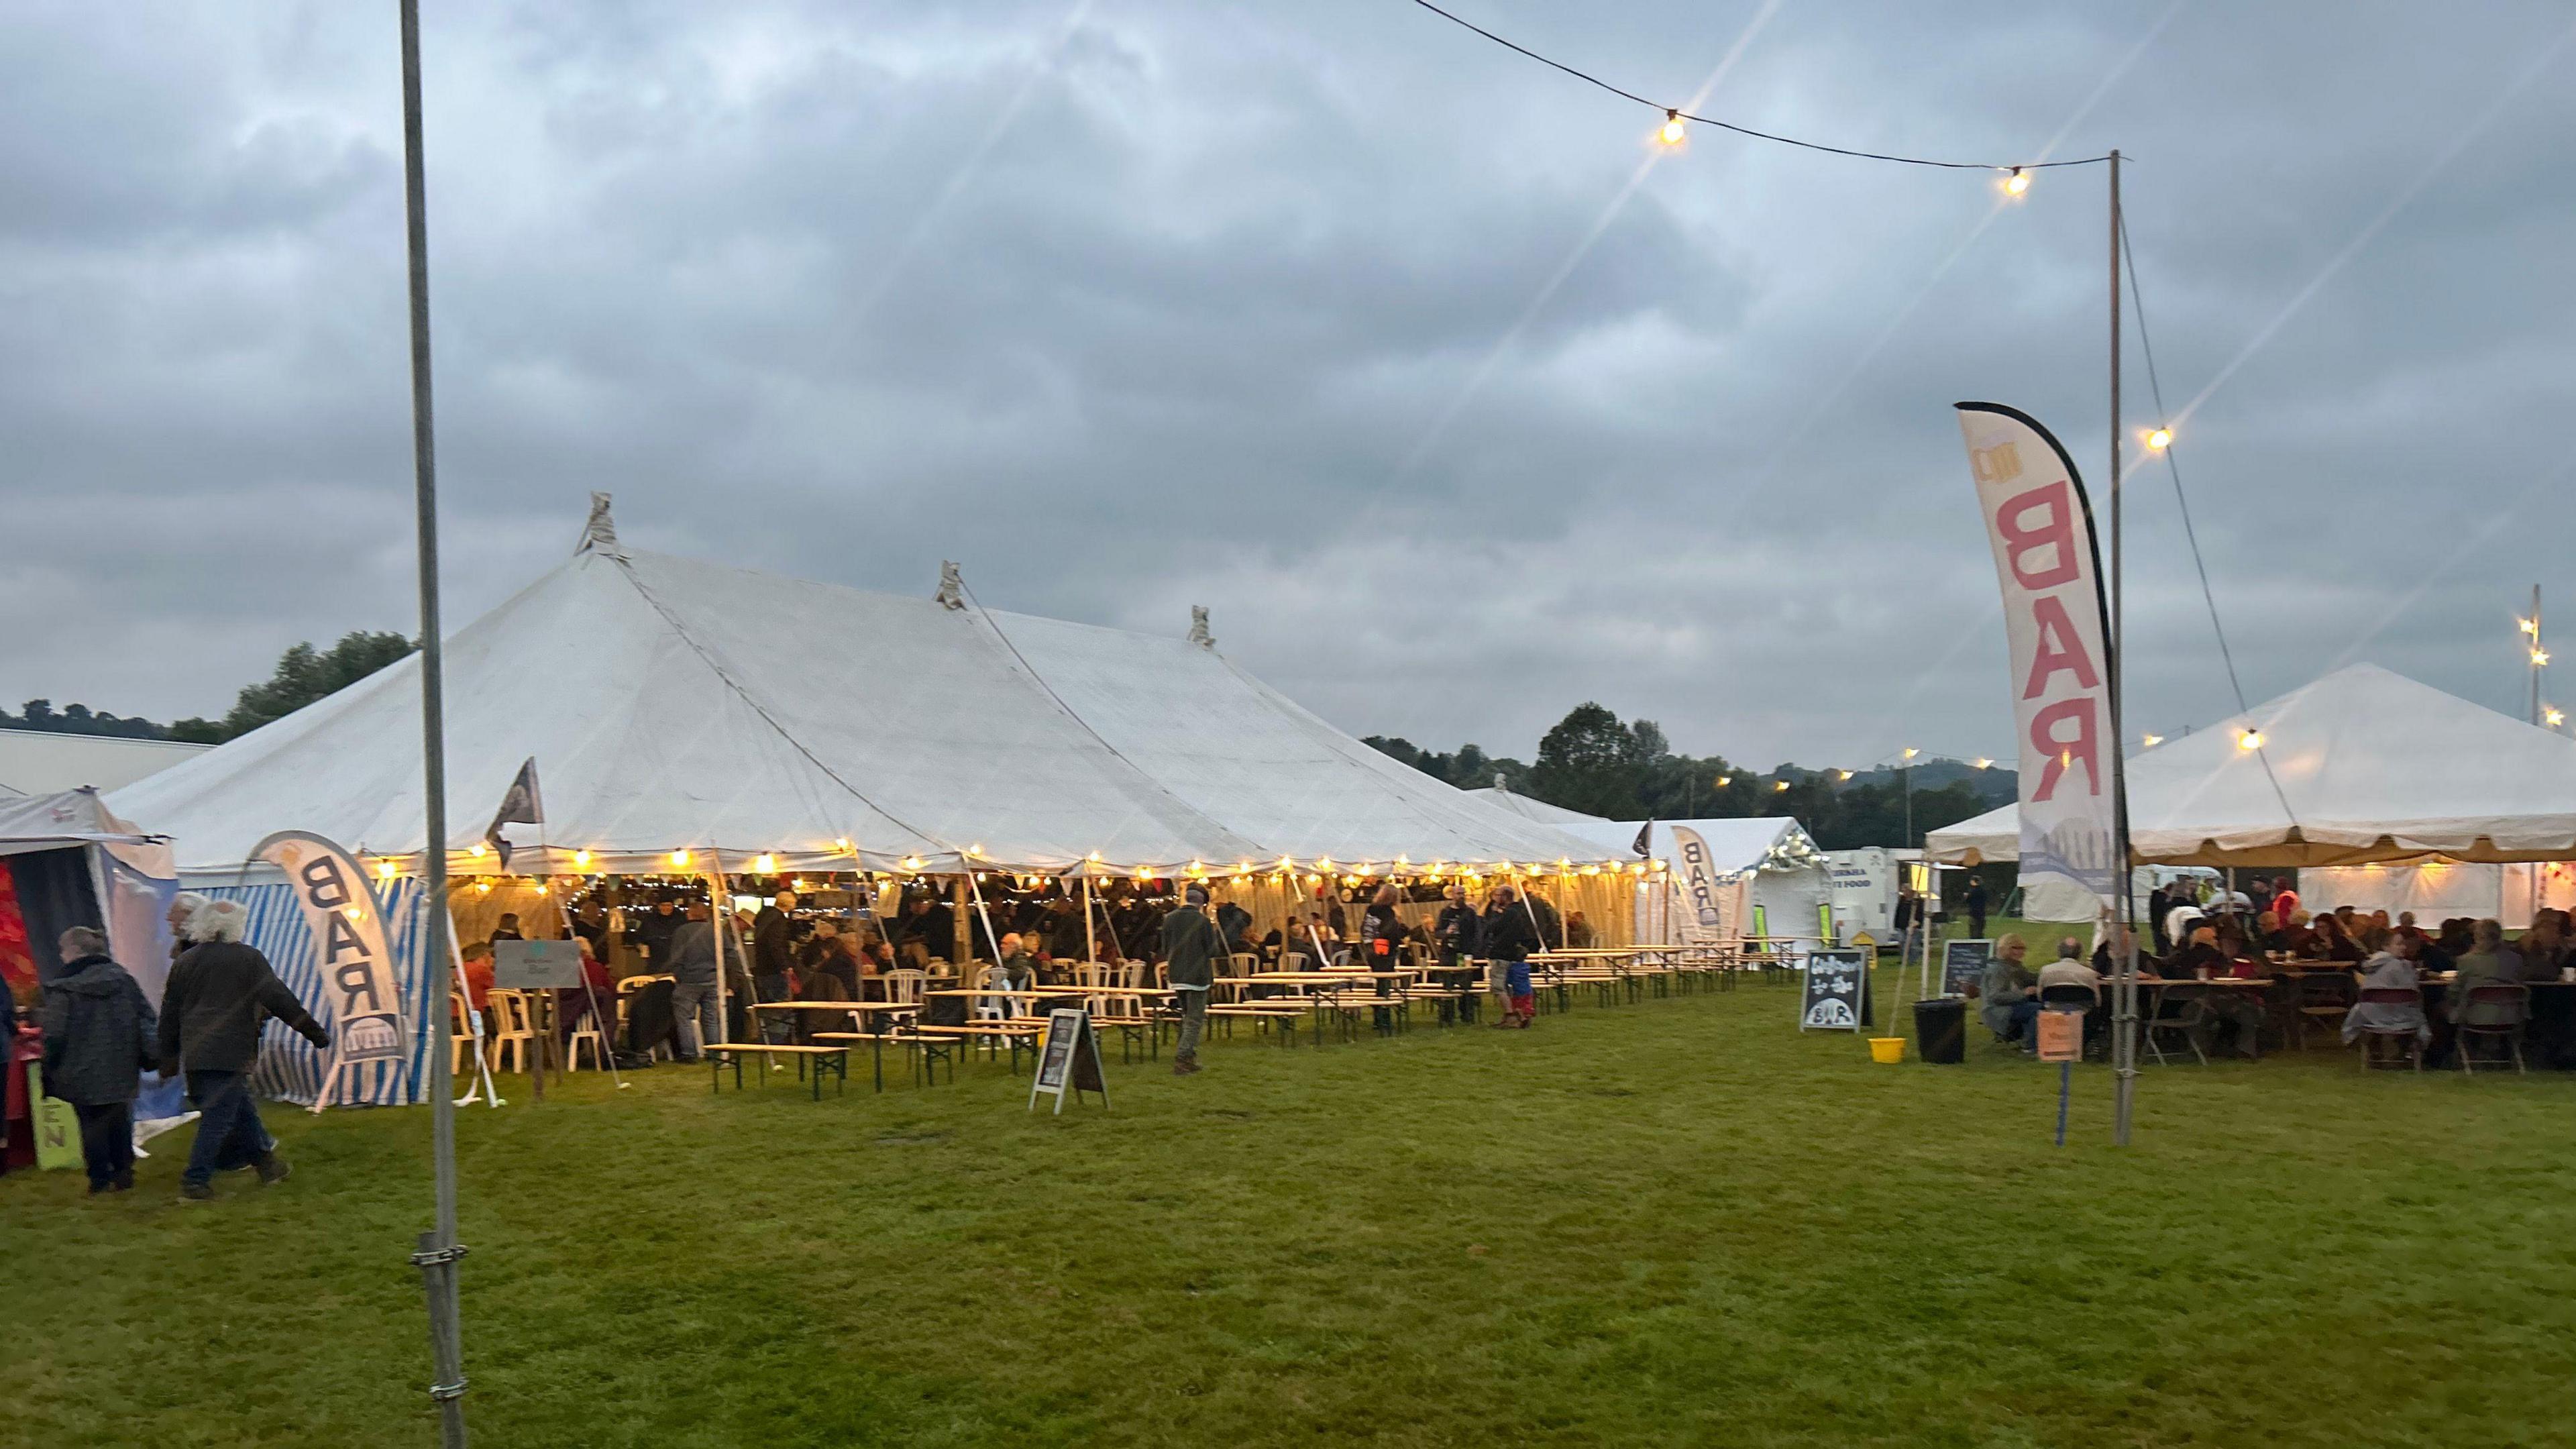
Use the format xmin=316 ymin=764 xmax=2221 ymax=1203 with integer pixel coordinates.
xmin=1480 ymin=886 xmax=1540 ymax=1028
xmin=158 ymin=898 xmax=329 ymax=1202
xmin=40 ymin=926 xmax=158 ymax=1195
xmin=1162 ymin=885 xmax=1219 ymax=1075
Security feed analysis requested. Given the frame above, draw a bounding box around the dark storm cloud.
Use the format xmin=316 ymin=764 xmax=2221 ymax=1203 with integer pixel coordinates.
xmin=5 ymin=0 xmax=2571 ymax=770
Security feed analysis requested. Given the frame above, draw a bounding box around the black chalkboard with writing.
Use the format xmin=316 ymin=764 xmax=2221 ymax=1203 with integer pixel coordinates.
xmin=1941 ymin=939 xmax=1993 ymax=998
xmin=1028 ymin=1007 xmax=1110 ymax=1114
xmin=1799 ymin=948 xmax=1870 ymax=1031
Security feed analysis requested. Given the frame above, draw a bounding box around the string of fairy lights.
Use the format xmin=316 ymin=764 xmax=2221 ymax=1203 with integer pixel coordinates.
xmin=354 ymin=843 xmax=1678 ymax=898
xmin=1407 ymin=0 xmax=2113 ymax=183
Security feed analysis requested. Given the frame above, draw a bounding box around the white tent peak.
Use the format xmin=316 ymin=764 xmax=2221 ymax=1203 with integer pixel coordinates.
xmin=1188 ymin=606 xmax=1214 ymax=650
xmin=575 ymin=491 xmax=622 ymax=559
xmin=1466 ymin=786 xmax=1610 ymax=828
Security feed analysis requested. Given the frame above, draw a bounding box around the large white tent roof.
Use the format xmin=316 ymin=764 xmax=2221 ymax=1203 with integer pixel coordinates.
xmin=1464 ymin=787 xmax=1612 ymax=826
xmin=112 ymin=518 xmax=1611 ymax=876
xmin=0 ymin=728 xmax=206 ymax=798
xmin=1925 ymin=663 xmax=2576 ymax=868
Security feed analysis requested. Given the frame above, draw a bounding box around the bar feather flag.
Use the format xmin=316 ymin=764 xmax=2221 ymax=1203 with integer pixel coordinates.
xmin=1631 ymin=820 xmax=1654 ymax=858
xmin=1955 ymin=402 xmax=2122 ymax=913
xmin=484 ymin=757 xmax=543 ymax=869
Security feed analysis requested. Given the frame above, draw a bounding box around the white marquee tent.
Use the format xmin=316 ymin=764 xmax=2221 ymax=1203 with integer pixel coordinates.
xmin=111 ymin=504 xmax=1613 ymax=879
xmin=1542 ymin=816 xmax=1833 ymax=946
xmin=1927 ymin=663 xmax=2576 ymax=920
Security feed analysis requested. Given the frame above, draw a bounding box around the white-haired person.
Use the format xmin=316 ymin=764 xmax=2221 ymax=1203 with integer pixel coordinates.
xmin=157 ymin=896 xmax=330 ymax=1202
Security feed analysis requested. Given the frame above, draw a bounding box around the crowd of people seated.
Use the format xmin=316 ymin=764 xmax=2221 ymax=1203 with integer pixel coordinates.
xmin=1974 ymin=905 xmax=2569 ymax=1063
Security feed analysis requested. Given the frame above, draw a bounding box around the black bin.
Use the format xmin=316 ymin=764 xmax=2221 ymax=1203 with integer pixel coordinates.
xmin=1913 ymin=998 xmax=1966 ymax=1065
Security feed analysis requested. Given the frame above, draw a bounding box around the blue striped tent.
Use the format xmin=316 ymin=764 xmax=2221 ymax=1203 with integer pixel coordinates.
xmin=201 ymin=879 xmax=442 ymax=1108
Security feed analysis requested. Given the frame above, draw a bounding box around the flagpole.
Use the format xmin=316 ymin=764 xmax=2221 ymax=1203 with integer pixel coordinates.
xmin=2107 ymin=148 xmax=2140 ymax=1148
xmin=395 ymin=0 xmax=470 ymax=1440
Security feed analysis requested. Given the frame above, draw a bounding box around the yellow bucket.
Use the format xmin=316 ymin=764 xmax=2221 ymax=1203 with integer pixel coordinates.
xmin=1868 ymin=1037 xmax=1906 ymax=1064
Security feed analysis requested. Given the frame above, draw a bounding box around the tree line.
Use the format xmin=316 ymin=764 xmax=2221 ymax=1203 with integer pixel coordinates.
xmin=5 ymin=631 xmax=416 ymax=745
xmin=1367 ymin=701 xmax=2012 ymax=851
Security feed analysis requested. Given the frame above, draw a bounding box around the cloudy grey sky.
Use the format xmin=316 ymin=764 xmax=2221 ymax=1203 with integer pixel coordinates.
xmin=6 ymin=0 xmax=2573 ymax=769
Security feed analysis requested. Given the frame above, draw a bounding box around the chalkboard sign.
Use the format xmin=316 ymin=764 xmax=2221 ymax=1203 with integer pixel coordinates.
xmin=1940 ymin=939 xmax=1993 ymax=998
xmin=1028 ymin=1007 xmax=1110 ymax=1114
xmin=492 ymin=938 xmax=584 ymax=988
xmin=1799 ymin=948 xmax=1870 ymax=1031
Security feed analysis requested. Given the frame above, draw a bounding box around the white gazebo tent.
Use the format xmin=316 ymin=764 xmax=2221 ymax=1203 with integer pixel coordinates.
xmin=1925 ymin=663 xmax=2576 ymax=922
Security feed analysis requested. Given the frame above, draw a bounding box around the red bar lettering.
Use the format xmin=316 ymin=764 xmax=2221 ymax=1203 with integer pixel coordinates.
xmin=1996 ymin=481 xmax=2080 ymax=591
xmin=2021 ymin=594 xmax=2102 ymax=700
xmin=2028 ymin=697 xmax=2100 ymax=800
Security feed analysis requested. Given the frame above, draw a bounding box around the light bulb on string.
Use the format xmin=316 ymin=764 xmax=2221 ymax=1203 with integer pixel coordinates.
xmin=2238 ymin=729 xmax=2263 ymax=751
xmin=2146 ymin=427 xmax=2172 ymax=451
xmin=2142 ymin=733 xmax=2163 ymax=748
xmin=2003 ymin=166 xmax=2030 ymax=197
xmin=2535 ymin=649 xmax=2552 ymax=667
xmin=1658 ymin=109 xmax=1686 ymax=146
xmin=2518 ymin=616 xmax=2538 ymax=636
xmin=2546 ymin=706 xmax=2565 ymax=729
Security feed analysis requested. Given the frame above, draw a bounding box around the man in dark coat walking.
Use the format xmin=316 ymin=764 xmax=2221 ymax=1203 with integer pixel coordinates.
xmin=41 ymin=927 xmax=158 ymax=1193
xmin=158 ymin=898 xmax=329 ymax=1201
xmin=1161 ymin=885 xmax=1220 ymax=1075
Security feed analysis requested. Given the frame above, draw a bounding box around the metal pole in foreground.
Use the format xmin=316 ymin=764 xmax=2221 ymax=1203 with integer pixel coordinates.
xmin=397 ymin=1 xmax=469 ymax=1442
xmin=2107 ymin=148 xmax=2140 ymax=1148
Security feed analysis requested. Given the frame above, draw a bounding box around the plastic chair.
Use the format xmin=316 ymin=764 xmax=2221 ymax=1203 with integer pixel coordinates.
xmin=1073 ymin=961 xmax=1108 ymax=989
xmin=2455 ymin=983 xmax=2530 ymax=1074
xmin=883 ymin=969 xmax=926 ymax=1006
xmin=449 ymin=992 xmax=482 ymax=1077
xmin=2354 ymin=985 xmax=2426 ymax=1071
xmin=484 ymin=988 xmax=539 ymax=1074
xmin=563 ymin=1002 xmax=608 ymax=1072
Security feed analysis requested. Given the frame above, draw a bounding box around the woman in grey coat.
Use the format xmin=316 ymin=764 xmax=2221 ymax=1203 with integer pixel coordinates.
xmin=40 ymin=926 xmax=158 ymax=1193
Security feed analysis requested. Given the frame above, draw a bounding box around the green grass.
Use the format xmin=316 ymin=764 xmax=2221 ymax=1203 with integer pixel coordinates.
xmin=5 ymin=969 xmax=2571 ymax=1448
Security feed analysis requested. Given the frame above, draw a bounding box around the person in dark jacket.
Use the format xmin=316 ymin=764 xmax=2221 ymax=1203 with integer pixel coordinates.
xmin=1435 ymin=887 xmax=1481 ymax=967
xmin=1962 ymin=879 xmax=1991 ymax=940
xmin=1479 ymin=888 xmax=1540 ymax=1028
xmin=158 ymin=898 xmax=329 ymax=1201
xmin=753 ymin=890 xmax=797 ymax=1042
xmin=41 ymin=927 xmax=158 ymax=1193
xmin=1359 ymin=883 xmax=1407 ymax=1030
xmin=1162 ymin=885 xmax=1220 ymax=1075
xmin=1216 ymin=898 xmax=1254 ymax=960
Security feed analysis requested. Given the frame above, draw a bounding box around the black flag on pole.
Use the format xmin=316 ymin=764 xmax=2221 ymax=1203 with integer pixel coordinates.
xmin=1632 ymin=820 xmax=1654 ymax=858
xmin=484 ymin=757 xmax=543 ymax=869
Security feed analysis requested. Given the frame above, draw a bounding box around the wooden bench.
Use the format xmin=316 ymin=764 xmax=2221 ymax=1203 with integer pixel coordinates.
xmin=913 ymin=1020 xmax=1046 ymax=1075
xmin=1206 ymin=1002 xmax=1305 ymax=1046
xmin=706 ymin=1042 xmax=849 ymax=1099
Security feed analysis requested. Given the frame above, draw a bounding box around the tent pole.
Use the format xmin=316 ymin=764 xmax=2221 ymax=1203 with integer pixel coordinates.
xmin=1083 ymin=871 xmax=1097 ymax=963
xmin=964 ymin=861 xmax=1004 ymax=978
xmin=2107 ymin=147 xmax=2141 ymax=1148
xmin=395 ymin=0 xmax=468 ymax=1438
xmin=706 ymin=854 xmax=730 ymax=1046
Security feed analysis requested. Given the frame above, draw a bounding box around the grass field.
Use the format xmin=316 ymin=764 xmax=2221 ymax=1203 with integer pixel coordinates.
xmin=6 ymin=964 xmax=2572 ymax=1448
